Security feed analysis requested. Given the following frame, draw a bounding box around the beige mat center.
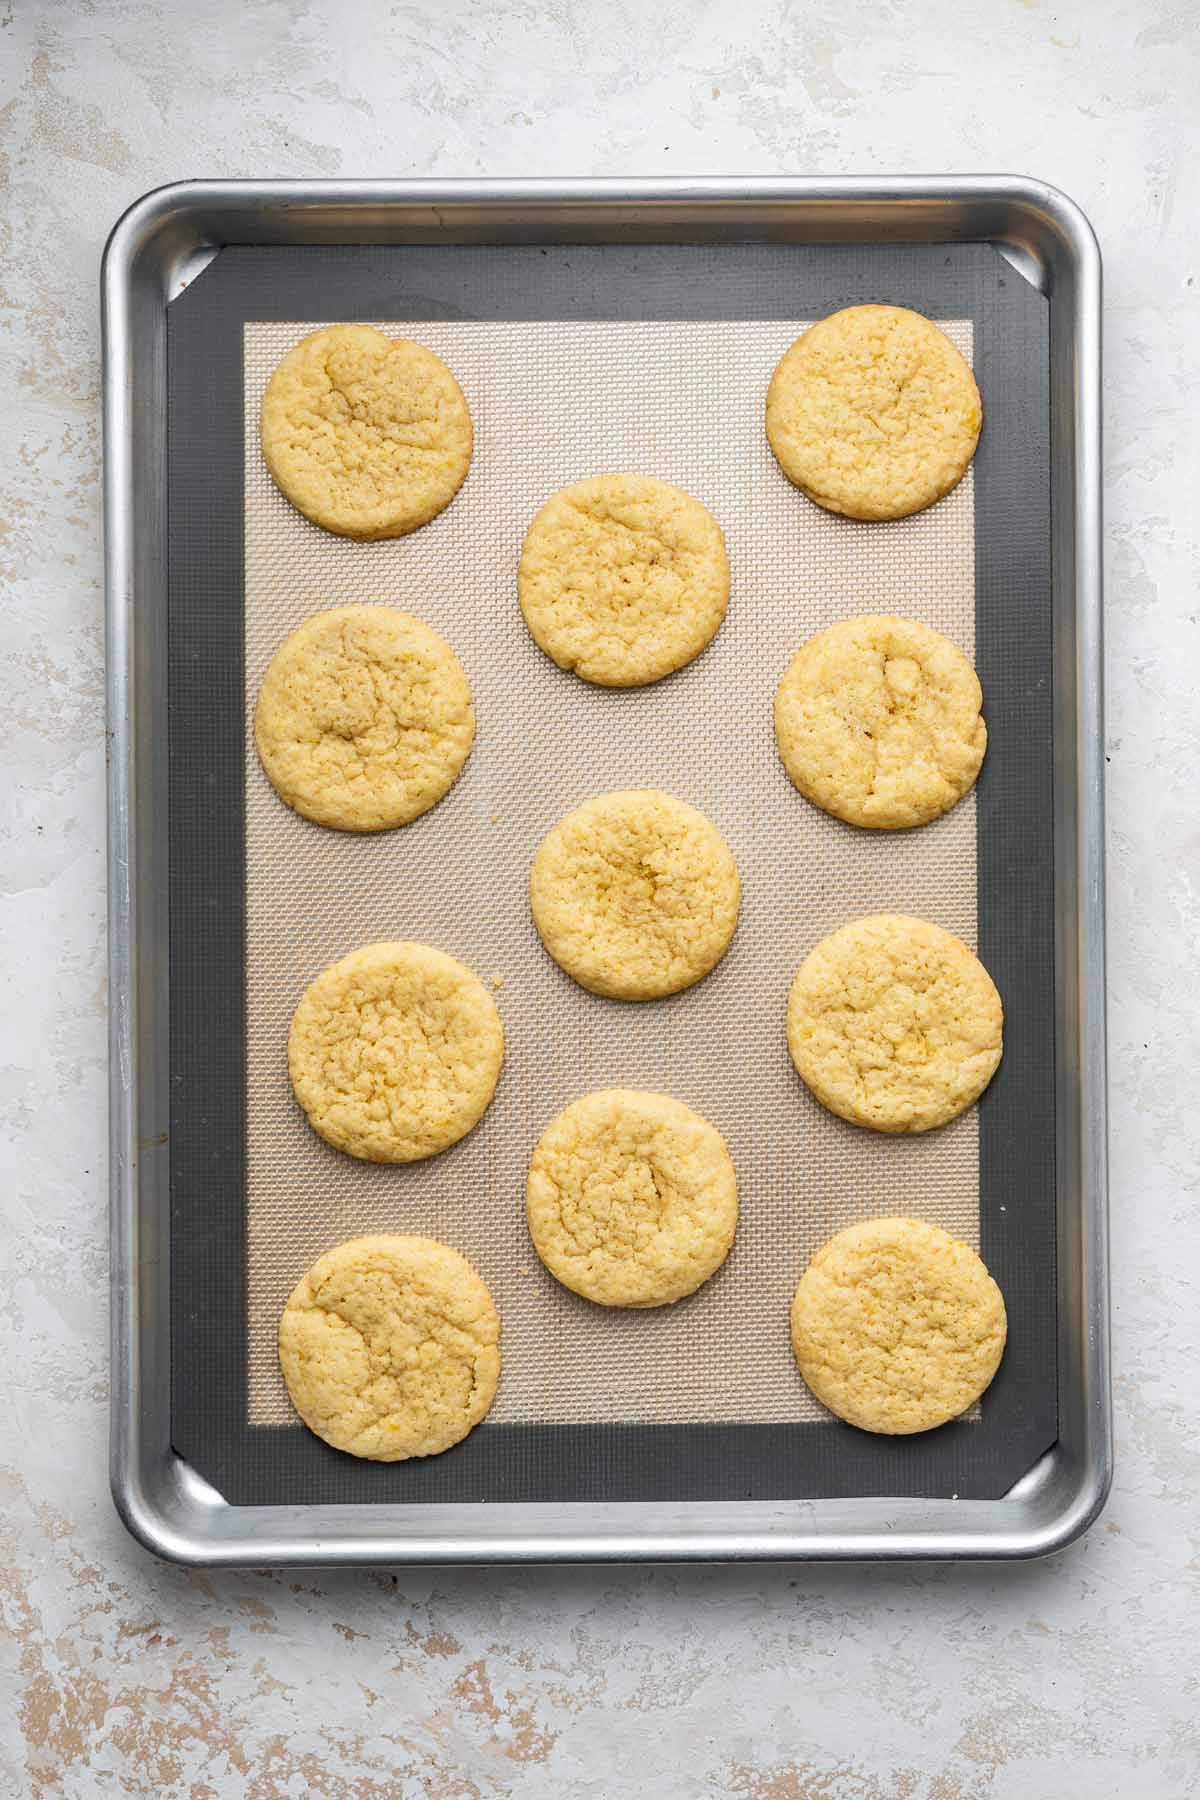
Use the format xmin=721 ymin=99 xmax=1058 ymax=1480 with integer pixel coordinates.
xmin=244 ymin=317 xmax=979 ymax=1429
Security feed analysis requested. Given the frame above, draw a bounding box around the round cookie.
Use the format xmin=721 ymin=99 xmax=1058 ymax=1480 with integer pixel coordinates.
xmin=790 ymin=1217 xmax=1007 ymax=1434
xmin=787 ymin=914 xmax=1003 ymax=1134
xmin=526 ymin=1089 xmax=739 ymax=1307
xmin=255 ymin=606 xmax=475 ymax=832
xmin=774 ymin=614 xmax=986 ymax=829
xmin=288 ymin=942 xmax=503 ymax=1162
xmin=530 ymin=789 xmax=740 ymax=1000
xmin=260 ymin=324 xmax=472 ymax=538
xmin=279 ymin=1235 xmax=500 ymax=1460
xmin=517 ymin=474 xmax=729 ymax=686
xmin=766 ymin=305 xmax=982 ymax=521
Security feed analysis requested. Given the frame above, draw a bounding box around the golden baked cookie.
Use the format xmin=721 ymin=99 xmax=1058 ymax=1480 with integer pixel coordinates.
xmin=517 ymin=474 xmax=729 ymax=686
xmin=787 ymin=914 xmax=1002 ymax=1134
xmin=254 ymin=605 xmax=475 ymax=832
xmin=526 ymin=1089 xmax=738 ymax=1307
xmin=766 ymin=305 xmax=982 ymax=520
xmin=279 ymin=1235 xmax=500 ymax=1460
xmin=288 ymin=942 xmax=503 ymax=1162
xmin=774 ymin=614 xmax=986 ymax=829
xmin=530 ymin=789 xmax=740 ymax=1000
xmin=790 ymin=1217 xmax=1007 ymax=1434
xmin=260 ymin=324 xmax=472 ymax=538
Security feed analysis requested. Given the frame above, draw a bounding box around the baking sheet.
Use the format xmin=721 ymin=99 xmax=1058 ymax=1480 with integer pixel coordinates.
xmin=165 ymin=242 xmax=1056 ymax=1505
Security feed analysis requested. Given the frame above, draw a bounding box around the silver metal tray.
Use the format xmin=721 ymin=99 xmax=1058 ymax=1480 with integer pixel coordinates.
xmin=104 ymin=177 xmax=1108 ymax=1565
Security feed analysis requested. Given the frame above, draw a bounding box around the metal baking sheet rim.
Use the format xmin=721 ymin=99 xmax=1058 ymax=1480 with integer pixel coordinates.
xmin=103 ymin=176 xmax=1109 ymax=1566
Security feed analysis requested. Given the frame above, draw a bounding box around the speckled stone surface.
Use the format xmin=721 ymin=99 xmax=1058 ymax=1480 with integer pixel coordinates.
xmin=2 ymin=2 xmax=1197 ymax=1795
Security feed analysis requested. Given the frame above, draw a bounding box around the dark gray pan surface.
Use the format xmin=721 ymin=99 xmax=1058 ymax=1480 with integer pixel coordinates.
xmin=166 ymin=241 xmax=1054 ymax=1508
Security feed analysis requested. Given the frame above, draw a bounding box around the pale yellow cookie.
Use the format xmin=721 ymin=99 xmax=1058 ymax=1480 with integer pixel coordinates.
xmin=254 ymin=606 xmax=475 ymax=832
xmin=787 ymin=914 xmax=1002 ymax=1133
xmin=261 ymin=324 xmax=472 ymax=538
xmin=517 ymin=474 xmax=729 ymax=686
xmin=530 ymin=789 xmax=740 ymax=1000
xmin=279 ymin=1235 xmax=500 ymax=1460
xmin=526 ymin=1089 xmax=738 ymax=1307
xmin=766 ymin=305 xmax=981 ymax=520
xmin=774 ymin=615 xmax=986 ymax=828
xmin=288 ymin=942 xmax=503 ymax=1162
xmin=790 ymin=1217 xmax=1007 ymax=1434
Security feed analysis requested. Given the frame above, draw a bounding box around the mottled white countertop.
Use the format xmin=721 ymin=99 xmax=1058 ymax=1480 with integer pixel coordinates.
xmin=3 ymin=2 xmax=1197 ymax=1795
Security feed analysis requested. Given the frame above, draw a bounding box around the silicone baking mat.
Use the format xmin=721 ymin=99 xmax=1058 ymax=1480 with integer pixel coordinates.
xmin=243 ymin=315 xmax=978 ymax=1427
xmin=166 ymin=243 xmax=1056 ymax=1505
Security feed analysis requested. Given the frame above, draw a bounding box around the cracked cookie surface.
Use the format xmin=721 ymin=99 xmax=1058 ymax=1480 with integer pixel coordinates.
xmin=526 ymin=1089 xmax=738 ymax=1307
xmin=517 ymin=474 xmax=729 ymax=686
xmin=255 ymin=605 xmax=475 ymax=832
xmin=787 ymin=914 xmax=1003 ymax=1134
xmin=279 ymin=1234 xmax=500 ymax=1459
xmin=790 ymin=1217 xmax=1007 ymax=1434
xmin=774 ymin=614 xmax=985 ymax=829
xmin=260 ymin=324 xmax=472 ymax=538
xmin=766 ymin=305 xmax=981 ymax=521
xmin=530 ymin=789 xmax=740 ymax=1000
xmin=288 ymin=941 xmax=504 ymax=1162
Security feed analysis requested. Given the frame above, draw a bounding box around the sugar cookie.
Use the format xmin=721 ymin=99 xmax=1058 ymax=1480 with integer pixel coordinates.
xmin=288 ymin=942 xmax=503 ymax=1162
xmin=261 ymin=324 xmax=472 ymax=538
xmin=530 ymin=789 xmax=740 ymax=1000
xmin=790 ymin=1217 xmax=1006 ymax=1433
xmin=774 ymin=614 xmax=985 ymax=828
xmin=279 ymin=1235 xmax=500 ymax=1459
xmin=766 ymin=305 xmax=981 ymax=520
xmin=787 ymin=914 xmax=1002 ymax=1133
xmin=255 ymin=606 xmax=474 ymax=831
xmin=518 ymin=474 xmax=729 ymax=685
xmin=526 ymin=1089 xmax=738 ymax=1307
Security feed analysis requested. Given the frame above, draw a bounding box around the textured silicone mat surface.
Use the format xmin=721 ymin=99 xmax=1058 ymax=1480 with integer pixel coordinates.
xmin=166 ymin=241 xmax=1056 ymax=1505
xmin=244 ymin=317 xmax=979 ymax=1429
